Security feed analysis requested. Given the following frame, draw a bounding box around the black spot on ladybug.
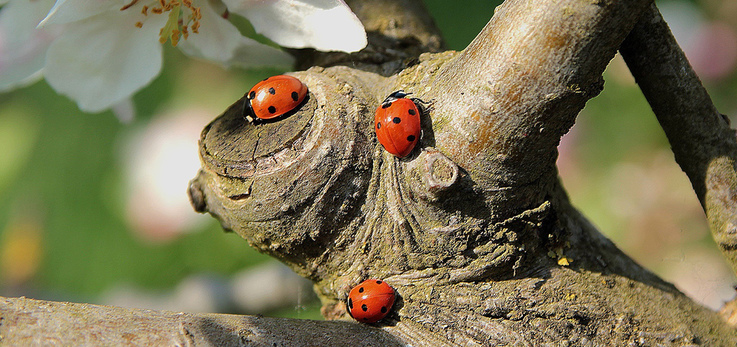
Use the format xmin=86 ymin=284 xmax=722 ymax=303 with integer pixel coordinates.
xmin=381 ymin=102 xmax=392 ymax=109
xmin=381 ymin=306 xmax=387 ymax=313
xmin=268 ymin=106 xmax=277 ymax=113
xmin=361 ymin=304 xmax=368 ymax=312
xmin=268 ymin=87 xmax=276 ymax=95
xmin=348 ymin=298 xmax=353 ymax=309
xmin=262 ymin=77 xmax=270 ymax=81
xmin=358 ymin=287 xmax=364 ymax=293
xmin=392 ymin=117 xmax=401 ymax=124
xmin=376 ymin=122 xmax=381 ymax=129
xmin=248 ymin=91 xmax=255 ymax=99
xmin=408 ymin=109 xmax=416 ymax=116
xmin=291 ymin=91 xmax=299 ymax=101
xmin=376 ymin=280 xmax=383 ymax=284
xmin=407 ymin=135 xmax=416 ymax=142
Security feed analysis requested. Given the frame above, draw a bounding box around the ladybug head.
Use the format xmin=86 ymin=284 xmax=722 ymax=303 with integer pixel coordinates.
xmin=383 ymin=90 xmax=412 ymax=104
xmin=241 ymin=96 xmax=257 ymax=123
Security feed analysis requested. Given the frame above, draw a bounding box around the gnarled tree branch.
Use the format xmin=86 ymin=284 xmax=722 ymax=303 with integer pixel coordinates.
xmin=620 ymin=3 xmax=737 ymax=277
xmin=421 ymin=0 xmax=652 ymax=221
xmin=5 ymin=0 xmax=737 ymax=345
xmin=186 ymin=0 xmax=737 ymax=344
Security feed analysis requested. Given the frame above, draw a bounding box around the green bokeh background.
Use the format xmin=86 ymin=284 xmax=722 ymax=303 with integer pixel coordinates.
xmin=0 ymin=0 xmax=735 ymax=319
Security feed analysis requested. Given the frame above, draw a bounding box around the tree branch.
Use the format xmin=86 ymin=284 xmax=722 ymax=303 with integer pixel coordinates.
xmin=0 ymin=296 xmax=403 ymax=346
xmin=182 ymin=0 xmax=737 ymax=343
xmin=619 ymin=4 xmax=737 ymax=277
xmin=187 ymin=0 xmax=737 ymax=344
xmin=10 ymin=0 xmax=737 ymax=345
xmin=420 ymin=0 xmax=653 ymax=221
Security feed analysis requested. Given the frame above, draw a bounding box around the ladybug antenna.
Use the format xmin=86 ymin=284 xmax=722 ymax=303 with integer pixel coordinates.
xmin=410 ymin=97 xmax=433 ymax=115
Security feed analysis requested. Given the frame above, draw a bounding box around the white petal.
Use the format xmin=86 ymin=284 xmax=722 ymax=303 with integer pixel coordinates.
xmin=178 ymin=2 xmax=293 ymax=68
xmin=223 ymin=0 xmax=367 ymax=52
xmin=38 ymin=0 xmax=121 ymax=27
xmin=111 ymin=98 xmax=136 ymax=123
xmin=0 ymin=0 xmax=57 ymax=91
xmin=44 ymin=8 xmax=166 ymax=112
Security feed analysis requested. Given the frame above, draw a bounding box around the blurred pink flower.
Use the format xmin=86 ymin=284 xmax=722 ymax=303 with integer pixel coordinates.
xmin=122 ymin=109 xmax=211 ymax=242
xmin=660 ymin=1 xmax=737 ymax=81
xmin=687 ymin=22 xmax=737 ymax=80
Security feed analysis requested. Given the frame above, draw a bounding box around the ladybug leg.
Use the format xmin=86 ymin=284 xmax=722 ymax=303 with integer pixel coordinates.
xmin=244 ymin=114 xmax=264 ymax=125
xmin=410 ymin=97 xmax=434 ymax=115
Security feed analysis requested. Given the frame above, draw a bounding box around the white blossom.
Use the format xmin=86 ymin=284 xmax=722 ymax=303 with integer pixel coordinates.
xmin=0 ymin=0 xmax=367 ymax=115
xmin=0 ymin=0 xmax=57 ymax=90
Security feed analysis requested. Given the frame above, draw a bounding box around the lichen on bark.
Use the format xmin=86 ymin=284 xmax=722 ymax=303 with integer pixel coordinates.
xmin=5 ymin=0 xmax=736 ymax=345
xmin=186 ymin=0 xmax=737 ymax=345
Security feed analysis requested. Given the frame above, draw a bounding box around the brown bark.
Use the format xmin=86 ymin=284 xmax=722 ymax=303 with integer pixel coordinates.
xmin=184 ymin=0 xmax=737 ymax=344
xmin=619 ymin=4 xmax=737 ymax=277
xmin=0 ymin=296 xmax=403 ymax=346
xmin=4 ymin=0 xmax=737 ymax=345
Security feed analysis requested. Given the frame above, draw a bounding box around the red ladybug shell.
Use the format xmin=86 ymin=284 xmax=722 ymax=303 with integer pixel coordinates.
xmin=347 ymin=279 xmax=396 ymax=323
xmin=374 ymin=91 xmax=421 ymax=158
xmin=245 ymin=75 xmax=308 ymax=122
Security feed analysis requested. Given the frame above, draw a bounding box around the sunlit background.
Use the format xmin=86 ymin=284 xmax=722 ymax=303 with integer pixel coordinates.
xmin=0 ymin=0 xmax=735 ymax=320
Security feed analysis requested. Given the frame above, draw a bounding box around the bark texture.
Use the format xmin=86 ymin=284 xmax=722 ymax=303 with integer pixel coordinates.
xmin=0 ymin=296 xmax=402 ymax=346
xmin=4 ymin=0 xmax=737 ymax=345
xmin=185 ymin=0 xmax=737 ymax=345
xmin=620 ymin=4 xmax=737 ymax=277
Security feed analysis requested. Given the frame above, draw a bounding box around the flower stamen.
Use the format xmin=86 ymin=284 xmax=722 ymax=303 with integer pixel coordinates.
xmin=120 ymin=0 xmax=140 ymax=11
xmin=122 ymin=0 xmax=201 ymax=47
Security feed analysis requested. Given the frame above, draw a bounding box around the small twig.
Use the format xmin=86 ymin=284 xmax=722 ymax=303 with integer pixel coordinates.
xmin=620 ymin=4 xmax=737 ymax=277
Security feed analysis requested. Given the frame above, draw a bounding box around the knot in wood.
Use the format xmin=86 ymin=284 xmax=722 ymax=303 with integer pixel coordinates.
xmin=422 ymin=148 xmax=459 ymax=197
xmin=188 ymin=68 xmax=382 ymax=267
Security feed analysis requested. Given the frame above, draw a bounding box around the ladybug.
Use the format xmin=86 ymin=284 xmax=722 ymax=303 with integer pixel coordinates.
xmin=374 ymin=90 xmax=422 ymax=158
xmin=244 ymin=75 xmax=308 ymax=123
xmin=347 ymin=279 xmax=396 ymax=323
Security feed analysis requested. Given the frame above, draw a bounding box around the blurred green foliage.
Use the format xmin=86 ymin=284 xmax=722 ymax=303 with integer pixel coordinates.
xmin=0 ymin=70 xmax=274 ymax=297
xmin=423 ymin=0 xmax=499 ymax=50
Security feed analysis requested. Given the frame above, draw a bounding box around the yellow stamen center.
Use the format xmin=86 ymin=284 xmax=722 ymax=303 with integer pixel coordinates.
xmin=120 ymin=0 xmax=202 ymax=47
